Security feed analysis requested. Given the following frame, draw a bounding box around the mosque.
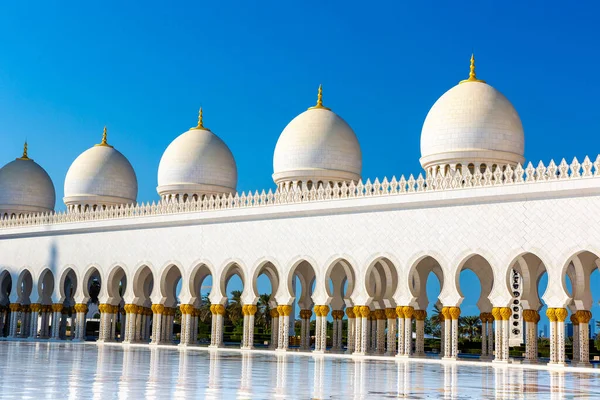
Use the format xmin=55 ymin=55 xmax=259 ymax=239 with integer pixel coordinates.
xmin=0 ymin=55 xmax=598 ymax=368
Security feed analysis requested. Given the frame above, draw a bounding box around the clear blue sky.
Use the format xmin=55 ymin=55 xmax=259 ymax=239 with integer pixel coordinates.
xmin=1 ymin=2 xmax=599 ymax=323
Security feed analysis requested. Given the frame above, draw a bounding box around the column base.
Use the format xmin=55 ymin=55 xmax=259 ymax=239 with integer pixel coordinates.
xmin=240 ymin=346 xmax=254 ymax=350
xmin=178 ymin=343 xmax=197 ymax=348
xmin=312 ymin=350 xmax=326 ymax=354
xmin=575 ymin=362 xmax=592 ymax=368
xmin=396 ymin=354 xmax=409 ymax=359
xmin=275 ymin=348 xmax=289 ymax=353
xmin=442 ymin=356 xmax=458 ymax=361
xmin=547 ymin=362 xmax=567 ymax=367
xmin=208 ymin=344 xmax=224 ymax=349
xmin=522 ymin=359 xmax=539 ymax=364
xmin=412 ymin=352 xmax=427 ymax=358
xmin=492 ymin=359 xmax=509 ymax=364
xmin=479 ymin=355 xmax=494 ymax=361
xmin=352 ymin=351 xmax=366 ymax=356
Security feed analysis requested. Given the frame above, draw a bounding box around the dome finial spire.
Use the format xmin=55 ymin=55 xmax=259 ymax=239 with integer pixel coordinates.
xmin=96 ymin=126 xmax=114 ymax=148
xmin=192 ymin=107 xmax=209 ymax=130
xmin=459 ymin=53 xmax=486 ymax=84
xmin=308 ymin=84 xmax=331 ymax=111
xmin=18 ymin=140 xmax=31 ymax=160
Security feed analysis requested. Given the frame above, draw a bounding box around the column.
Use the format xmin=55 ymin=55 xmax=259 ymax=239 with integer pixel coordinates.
xmin=29 ymin=304 xmax=41 ymax=339
xmin=414 ymin=310 xmax=426 ymax=357
xmin=360 ymin=306 xmax=370 ymax=355
xmin=179 ymin=304 xmax=193 ymax=346
xmin=151 ymin=304 xmax=164 ymax=344
xmin=270 ymin=309 xmax=279 ymax=349
xmin=300 ymin=309 xmax=311 ymax=350
xmin=110 ymin=305 xmax=118 ymax=341
xmin=73 ymin=303 xmax=88 ymax=341
xmin=439 ymin=310 xmax=445 ymax=356
xmin=385 ymin=308 xmax=396 ymax=355
xmin=570 ymin=313 xmax=579 ymax=364
xmin=241 ymin=305 xmax=249 ymax=348
xmin=403 ymin=306 xmax=414 ymax=357
xmin=276 ymin=305 xmax=291 ymax=351
xmin=546 ymin=308 xmax=557 ymax=364
xmin=492 ymin=307 xmax=502 ymax=362
xmin=442 ymin=307 xmax=451 ymax=359
xmin=576 ymin=310 xmax=592 ymax=367
xmin=246 ymin=305 xmax=257 ymax=349
xmin=8 ymin=304 xmax=19 ymax=337
xmin=500 ymin=307 xmax=511 ymax=362
xmin=375 ymin=310 xmax=386 ymax=354
xmin=331 ymin=310 xmax=339 ymax=351
xmin=51 ymin=304 xmax=63 ymax=339
xmin=554 ymin=308 xmax=567 ymax=365
xmin=313 ymin=305 xmax=328 ymax=353
xmin=396 ymin=306 xmax=405 ymax=356
xmin=487 ymin=312 xmax=494 ymax=357
xmin=336 ymin=312 xmax=343 ymax=351
xmin=0 ymin=306 xmax=5 ymax=337
xmin=346 ymin=307 xmax=355 ymax=354
xmin=480 ymin=313 xmax=488 ymax=359
xmin=20 ymin=305 xmax=31 ymax=338
xmin=449 ymin=307 xmax=460 ymax=359
xmin=123 ymin=304 xmax=135 ymax=343
xmin=370 ymin=315 xmax=376 ymax=352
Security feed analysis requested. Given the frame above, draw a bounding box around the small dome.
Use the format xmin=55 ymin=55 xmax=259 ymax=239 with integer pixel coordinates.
xmin=420 ymin=55 xmax=524 ymax=173
xmin=0 ymin=143 xmax=56 ymax=217
xmin=157 ymin=109 xmax=237 ymax=199
xmin=273 ymin=86 xmax=362 ymax=188
xmin=64 ymin=128 xmax=137 ymax=210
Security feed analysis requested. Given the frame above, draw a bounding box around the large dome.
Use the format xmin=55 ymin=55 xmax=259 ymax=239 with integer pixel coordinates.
xmin=64 ymin=128 xmax=137 ymax=210
xmin=0 ymin=143 xmax=56 ymax=217
xmin=420 ymin=56 xmax=524 ymax=173
xmin=157 ymin=109 xmax=237 ymax=200
xmin=273 ymin=86 xmax=362 ymax=189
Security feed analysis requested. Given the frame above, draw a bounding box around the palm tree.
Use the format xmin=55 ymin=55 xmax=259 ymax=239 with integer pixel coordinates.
xmin=198 ymin=294 xmax=212 ymax=323
xmin=227 ymin=290 xmax=244 ymax=327
xmin=255 ymin=293 xmax=271 ymax=331
xmin=459 ymin=315 xmax=481 ymax=340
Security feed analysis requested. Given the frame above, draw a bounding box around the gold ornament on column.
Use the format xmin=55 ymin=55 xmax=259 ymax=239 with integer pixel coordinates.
xmin=359 ymin=306 xmax=370 ymax=318
xmin=281 ymin=305 xmax=292 ymax=316
xmin=500 ymin=307 xmax=511 ymax=321
xmin=441 ymin=307 xmax=451 ymax=321
xmin=449 ymin=307 xmax=461 ymax=320
xmin=570 ymin=313 xmax=578 ymax=325
xmin=395 ymin=306 xmax=405 ymax=319
xmin=554 ymin=308 xmax=568 ymax=322
xmin=576 ymin=310 xmax=592 ymax=324
xmin=385 ymin=308 xmax=396 ymax=319
xmin=346 ymin=307 xmax=355 ymax=319
xmin=415 ymin=310 xmax=427 ymax=321
xmin=491 ymin=307 xmax=501 ymax=321
xmin=52 ymin=304 xmax=64 ymax=313
xmin=402 ymin=306 xmax=414 ymax=319
xmin=247 ymin=305 xmax=257 ymax=315
xmin=214 ymin=304 xmax=226 ymax=315
xmin=151 ymin=304 xmax=165 ymax=315
xmin=30 ymin=303 xmax=42 ymax=313
xmin=546 ymin=308 xmax=556 ymax=322
xmin=270 ymin=309 xmax=279 ymax=318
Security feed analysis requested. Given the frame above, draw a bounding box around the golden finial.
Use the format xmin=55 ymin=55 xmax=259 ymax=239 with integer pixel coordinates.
xmin=308 ymin=84 xmax=331 ymax=110
xmin=17 ymin=141 xmax=31 ymax=160
xmin=191 ymin=107 xmax=209 ymax=130
xmin=95 ymin=126 xmax=114 ymax=147
xmin=459 ymin=53 xmax=486 ymax=84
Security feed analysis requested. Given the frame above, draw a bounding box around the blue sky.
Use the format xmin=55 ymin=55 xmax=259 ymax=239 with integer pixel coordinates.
xmin=1 ymin=2 xmax=599 ymax=323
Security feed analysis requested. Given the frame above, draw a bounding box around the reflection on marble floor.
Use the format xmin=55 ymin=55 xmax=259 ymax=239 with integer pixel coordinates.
xmin=0 ymin=342 xmax=598 ymax=399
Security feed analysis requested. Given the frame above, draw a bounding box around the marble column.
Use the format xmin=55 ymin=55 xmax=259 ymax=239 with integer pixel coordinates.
xmin=480 ymin=313 xmax=488 ymax=358
xmin=276 ymin=305 xmax=291 ymax=351
xmin=571 ymin=313 xmax=579 ymax=363
xmin=442 ymin=307 xmax=452 ymax=359
xmin=314 ymin=305 xmax=328 ymax=353
xmin=373 ymin=310 xmax=385 ymax=354
xmin=346 ymin=307 xmax=355 ymax=354
xmin=20 ymin=305 xmax=31 ymax=338
xmin=29 ymin=304 xmax=41 ymax=339
xmin=492 ymin=307 xmax=502 ymax=362
xmin=396 ymin=306 xmax=405 ymax=356
xmin=331 ymin=310 xmax=340 ymax=351
xmin=554 ymin=308 xmax=568 ymax=365
xmin=299 ymin=309 xmax=310 ymax=350
xmin=522 ymin=309 xmax=539 ymax=363
xmin=245 ymin=304 xmax=256 ymax=349
xmin=0 ymin=306 xmax=5 ymax=337
xmin=500 ymin=307 xmax=511 ymax=362
xmin=73 ymin=303 xmax=88 ymax=341
xmin=123 ymin=304 xmax=135 ymax=343
xmin=150 ymin=304 xmax=164 ymax=344
xmin=109 ymin=305 xmax=118 ymax=341
xmin=414 ymin=310 xmax=427 ymax=357
xmin=270 ymin=309 xmax=279 ymax=349
xmin=403 ymin=306 xmax=414 ymax=357
xmin=179 ymin=304 xmax=194 ymax=346
xmin=576 ymin=310 xmax=592 ymax=367
xmin=546 ymin=308 xmax=558 ymax=364
xmin=51 ymin=304 xmax=63 ymax=339
xmin=439 ymin=311 xmax=445 ymax=356
xmin=385 ymin=308 xmax=397 ymax=355
xmin=8 ymin=304 xmax=19 ymax=338
xmin=336 ymin=312 xmax=343 ymax=351
xmin=209 ymin=304 xmax=225 ymax=348
xmin=449 ymin=307 xmax=460 ymax=359
xmin=353 ymin=306 xmax=369 ymax=355
xmin=241 ymin=305 xmax=249 ymax=348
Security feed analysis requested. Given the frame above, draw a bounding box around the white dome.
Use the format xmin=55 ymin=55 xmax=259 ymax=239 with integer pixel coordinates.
xmin=64 ymin=132 xmax=137 ymax=209
xmin=273 ymin=94 xmax=362 ymax=187
xmin=157 ymin=112 xmax=237 ymax=198
xmin=420 ymin=67 xmax=524 ymax=172
xmin=0 ymin=150 xmax=55 ymax=216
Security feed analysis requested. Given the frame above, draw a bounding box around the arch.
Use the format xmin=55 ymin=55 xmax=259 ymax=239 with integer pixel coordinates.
xmin=408 ymin=255 xmax=446 ymax=311
xmin=132 ymin=264 xmax=155 ymax=307
xmin=507 ymin=252 xmax=548 ymax=311
xmin=454 ymin=253 xmax=494 ymax=312
xmin=16 ymin=269 xmax=34 ymax=304
xmin=365 ymin=257 xmax=399 ymax=309
xmin=560 ymin=250 xmax=600 ymax=311
xmin=160 ymin=263 xmax=183 ymax=307
xmin=251 ymin=259 xmax=280 ymax=300
xmin=286 ymin=258 xmax=317 ymax=309
xmin=82 ymin=265 xmax=102 ymax=303
xmin=106 ymin=264 xmax=127 ymax=305
xmin=37 ymin=268 xmax=55 ymax=305
xmin=219 ymin=261 xmax=246 ymax=299
xmin=188 ymin=261 xmax=215 ymax=307
xmin=0 ymin=270 xmax=12 ymax=305
xmin=58 ymin=266 xmax=78 ymax=304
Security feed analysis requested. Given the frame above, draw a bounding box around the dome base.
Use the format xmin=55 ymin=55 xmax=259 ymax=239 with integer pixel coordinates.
xmin=64 ymin=195 xmax=137 ymax=212
xmin=272 ymin=168 xmax=360 ymax=190
xmin=420 ymin=149 xmax=525 ymax=174
xmin=157 ymin=183 xmax=236 ymax=200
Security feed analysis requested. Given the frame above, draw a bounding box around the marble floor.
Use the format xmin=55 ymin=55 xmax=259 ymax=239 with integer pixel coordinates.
xmin=0 ymin=341 xmax=598 ymax=399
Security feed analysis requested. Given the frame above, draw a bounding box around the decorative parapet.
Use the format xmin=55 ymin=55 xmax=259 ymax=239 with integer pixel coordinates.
xmin=1 ymin=156 xmax=599 ymax=229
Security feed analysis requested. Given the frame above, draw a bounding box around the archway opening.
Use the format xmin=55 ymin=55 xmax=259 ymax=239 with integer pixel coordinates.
xmin=189 ymin=264 xmax=213 ymax=343
xmin=252 ymin=261 xmax=280 ymax=346
xmin=220 ymin=263 xmax=245 ymax=344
